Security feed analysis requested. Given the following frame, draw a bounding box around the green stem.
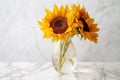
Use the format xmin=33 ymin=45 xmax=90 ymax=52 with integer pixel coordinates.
xmin=55 ymin=38 xmax=72 ymax=73
xmin=62 ymin=39 xmax=71 ymax=57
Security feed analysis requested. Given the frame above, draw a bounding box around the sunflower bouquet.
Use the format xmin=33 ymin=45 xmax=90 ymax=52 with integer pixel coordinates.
xmin=38 ymin=4 xmax=99 ymax=73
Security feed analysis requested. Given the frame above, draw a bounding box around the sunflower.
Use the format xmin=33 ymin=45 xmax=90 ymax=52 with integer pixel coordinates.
xmin=38 ymin=5 xmax=74 ymax=42
xmin=72 ymin=4 xmax=100 ymax=43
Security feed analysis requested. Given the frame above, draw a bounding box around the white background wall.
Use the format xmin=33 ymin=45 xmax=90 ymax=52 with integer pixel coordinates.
xmin=0 ymin=0 xmax=120 ymax=62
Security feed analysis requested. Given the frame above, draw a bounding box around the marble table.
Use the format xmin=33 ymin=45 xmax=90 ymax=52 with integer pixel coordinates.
xmin=0 ymin=62 xmax=120 ymax=80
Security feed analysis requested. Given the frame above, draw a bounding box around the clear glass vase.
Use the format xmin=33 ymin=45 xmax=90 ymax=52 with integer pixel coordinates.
xmin=52 ymin=38 xmax=77 ymax=74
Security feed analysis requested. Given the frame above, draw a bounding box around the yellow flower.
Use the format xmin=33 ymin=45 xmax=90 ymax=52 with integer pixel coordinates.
xmin=38 ymin=5 xmax=74 ymax=42
xmin=71 ymin=4 xmax=100 ymax=43
xmin=80 ymin=18 xmax=100 ymax=43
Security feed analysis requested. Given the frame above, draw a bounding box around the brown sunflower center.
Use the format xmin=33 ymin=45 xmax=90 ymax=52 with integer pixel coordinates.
xmin=50 ymin=17 xmax=68 ymax=34
xmin=79 ymin=17 xmax=89 ymax=32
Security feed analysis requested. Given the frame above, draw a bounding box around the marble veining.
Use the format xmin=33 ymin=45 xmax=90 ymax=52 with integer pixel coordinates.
xmin=0 ymin=62 xmax=120 ymax=80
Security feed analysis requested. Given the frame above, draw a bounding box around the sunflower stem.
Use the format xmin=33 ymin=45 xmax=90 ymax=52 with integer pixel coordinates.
xmin=55 ymin=38 xmax=71 ymax=73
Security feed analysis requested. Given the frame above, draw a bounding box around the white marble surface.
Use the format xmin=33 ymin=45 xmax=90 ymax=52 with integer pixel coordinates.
xmin=0 ymin=62 xmax=120 ymax=80
xmin=0 ymin=0 xmax=120 ymax=61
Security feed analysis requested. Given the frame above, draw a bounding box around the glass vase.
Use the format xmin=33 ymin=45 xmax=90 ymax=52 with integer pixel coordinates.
xmin=52 ymin=38 xmax=77 ymax=74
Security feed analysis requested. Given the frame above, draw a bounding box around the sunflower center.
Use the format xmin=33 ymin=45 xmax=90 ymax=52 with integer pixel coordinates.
xmin=79 ymin=17 xmax=89 ymax=32
xmin=50 ymin=17 xmax=68 ymax=34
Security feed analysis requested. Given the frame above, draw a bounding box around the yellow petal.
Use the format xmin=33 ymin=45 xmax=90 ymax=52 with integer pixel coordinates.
xmin=71 ymin=4 xmax=79 ymax=18
xmin=44 ymin=9 xmax=53 ymax=22
xmin=87 ymin=18 xmax=94 ymax=25
xmin=89 ymin=24 xmax=100 ymax=32
xmin=45 ymin=9 xmax=52 ymax=16
xmin=65 ymin=5 xmax=69 ymax=14
xmin=80 ymin=7 xmax=86 ymax=13
xmin=53 ymin=4 xmax=59 ymax=17
xmin=78 ymin=4 xmax=80 ymax=9
xmin=67 ymin=11 xmax=74 ymax=26
xmin=44 ymin=33 xmax=52 ymax=38
xmin=61 ymin=36 xmax=66 ymax=42
xmin=38 ymin=21 xmax=48 ymax=28
xmin=60 ymin=5 xmax=65 ymax=16
xmin=52 ymin=36 xmax=59 ymax=42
